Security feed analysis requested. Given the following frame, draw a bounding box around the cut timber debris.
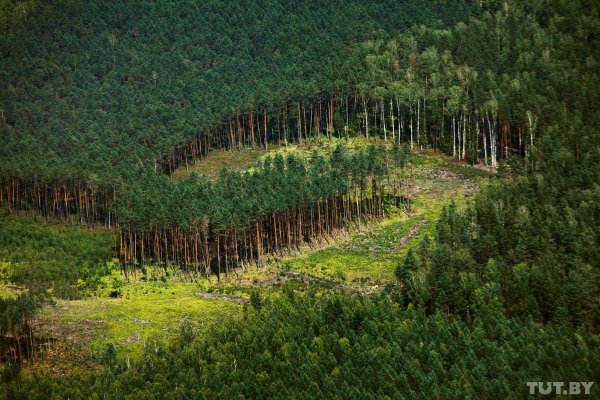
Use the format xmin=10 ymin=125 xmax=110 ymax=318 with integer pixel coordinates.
xmin=396 ymin=220 xmax=429 ymax=250
xmin=195 ymin=292 xmax=248 ymax=304
xmin=421 ymin=168 xmax=458 ymax=179
xmin=279 ymin=271 xmax=363 ymax=295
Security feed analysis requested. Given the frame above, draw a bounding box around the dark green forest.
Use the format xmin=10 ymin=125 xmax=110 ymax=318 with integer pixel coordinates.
xmin=0 ymin=0 xmax=473 ymax=180
xmin=1 ymin=0 xmax=599 ymax=398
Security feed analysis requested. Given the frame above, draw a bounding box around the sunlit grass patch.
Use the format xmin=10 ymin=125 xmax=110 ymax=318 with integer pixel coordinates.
xmin=172 ymin=145 xmax=278 ymax=181
xmin=172 ymin=135 xmax=392 ymax=181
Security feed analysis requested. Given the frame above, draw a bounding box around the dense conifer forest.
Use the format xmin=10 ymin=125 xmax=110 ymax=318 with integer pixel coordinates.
xmin=0 ymin=0 xmax=599 ymax=398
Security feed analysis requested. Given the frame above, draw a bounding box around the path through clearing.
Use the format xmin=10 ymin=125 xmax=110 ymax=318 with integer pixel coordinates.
xmin=263 ymin=152 xmax=488 ymax=291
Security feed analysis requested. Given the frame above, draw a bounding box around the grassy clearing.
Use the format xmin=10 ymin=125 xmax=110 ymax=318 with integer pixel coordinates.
xmin=34 ymin=275 xmax=242 ymax=374
xmin=171 ymin=145 xmax=279 ymax=182
xmin=276 ymin=215 xmax=430 ymax=289
xmin=0 ymin=280 xmax=26 ymax=299
xmin=0 ymin=212 xmax=245 ymax=373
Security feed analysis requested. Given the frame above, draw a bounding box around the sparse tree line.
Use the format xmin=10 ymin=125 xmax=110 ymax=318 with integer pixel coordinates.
xmin=0 ymin=177 xmax=116 ymax=226
xmin=182 ymin=85 xmax=518 ymax=170
xmin=158 ymin=133 xmax=210 ymax=175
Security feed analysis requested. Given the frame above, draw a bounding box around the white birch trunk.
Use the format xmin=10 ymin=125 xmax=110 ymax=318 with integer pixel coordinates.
xmin=416 ymin=100 xmax=420 ymax=149
xmin=482 ymin=116 xmax=488 ymax=165
xmin=390 ymin=99 xmax=395 ymax=143
xmin=381 ymin=100 xmax=387 ymax=141
xmin=410 ymin=107 xmax=414 ymax=150
xmin=462 ymin=111 xmax=466 ymax=160
xmin=452 ymin=115 xmax=456 ymax=159
xmin=457 ymin=114 xmax=461 ymax=160
xmin=487 ymin=113 xmax=497 ymax=168
xmin=423 ymin=88 xmax=426 ymax=146
xmin=397 ymin=97 xmax=402 ymax=144
xmin=363 ymin=98 xmax=369 ymax=138
xmin=526 ymin=110 xmax=536 ymax=156
xmin=345 ymin=97 xmax=349 ymax=140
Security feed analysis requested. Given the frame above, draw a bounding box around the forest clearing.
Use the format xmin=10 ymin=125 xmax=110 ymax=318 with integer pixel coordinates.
xmin=1 ymin=1 xmax=598 ymax=398
xmin=2 ymin=150 xmax=488 ymax=375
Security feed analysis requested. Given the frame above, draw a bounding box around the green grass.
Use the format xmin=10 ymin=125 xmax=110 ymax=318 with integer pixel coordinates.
xmin=172 ymin=145 xmax=278 ymax=182
xmin=0 ymin=279 xmax=25 ymax=298
xmin=412 ymin=150 xmax=495 ymax=179
xmin=278 ymin=215 xmax=432 ymax=289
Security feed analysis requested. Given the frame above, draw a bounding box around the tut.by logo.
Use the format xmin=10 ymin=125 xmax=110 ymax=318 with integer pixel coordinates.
xmin=527 ymin=382 xmax=594 ymax=395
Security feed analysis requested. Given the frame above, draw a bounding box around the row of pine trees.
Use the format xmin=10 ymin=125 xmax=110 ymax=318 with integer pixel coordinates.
xmin=116 ymin=145 xmax=409 ymax=279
